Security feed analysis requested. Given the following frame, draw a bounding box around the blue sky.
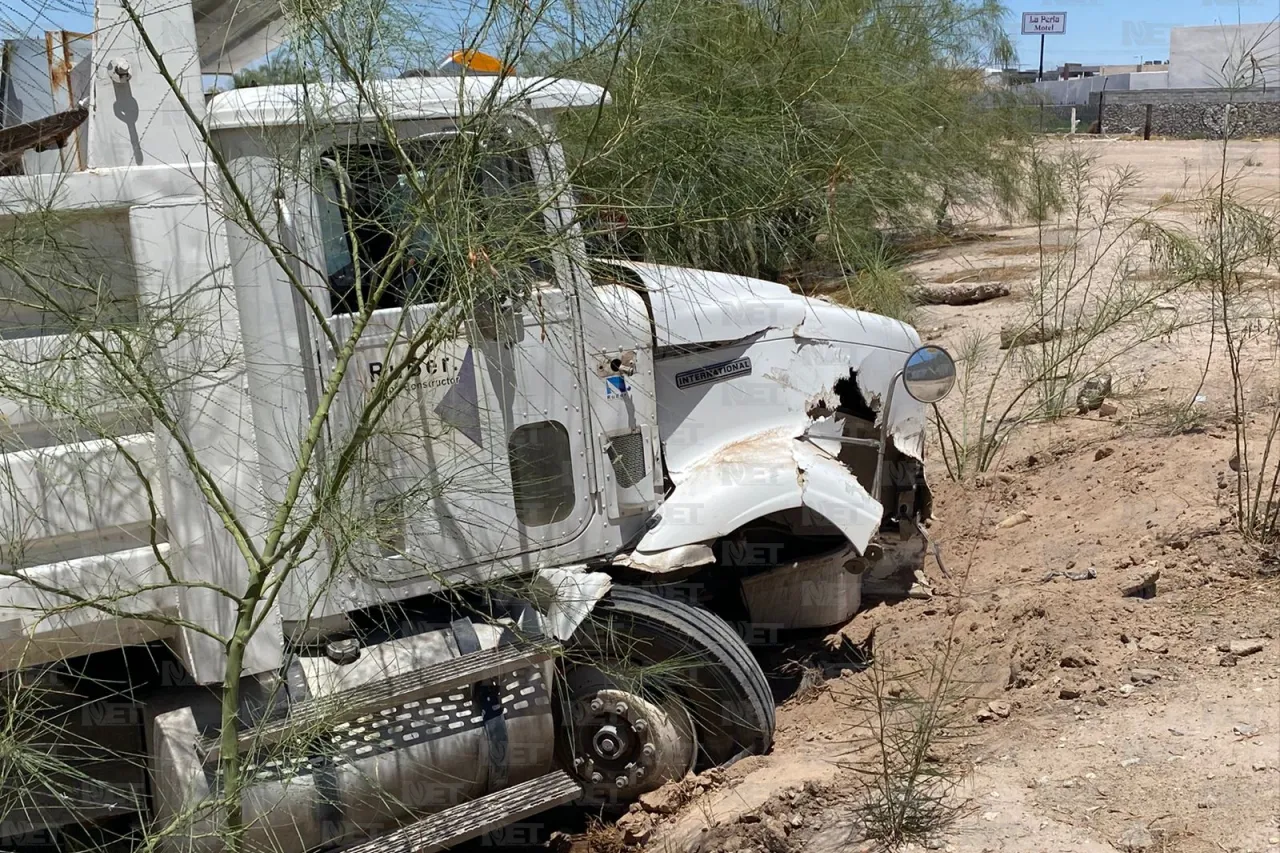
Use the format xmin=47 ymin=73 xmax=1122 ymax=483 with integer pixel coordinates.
xmin=3 ymin=0 xmax=1276 ymax=71
xmin=1002 ymin=0 xmax=1279 ymax=68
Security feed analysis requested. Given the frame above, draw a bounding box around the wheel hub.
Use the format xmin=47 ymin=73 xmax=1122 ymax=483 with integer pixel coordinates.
xmin=563 ymin=679 xmax=696 ymax=802
xmin=592 ymin=724 xmax=630 ymax=759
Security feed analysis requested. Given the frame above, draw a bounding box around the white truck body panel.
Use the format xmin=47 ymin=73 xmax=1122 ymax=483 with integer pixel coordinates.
xmin=205 ymin=77 xmax=610 ymax=129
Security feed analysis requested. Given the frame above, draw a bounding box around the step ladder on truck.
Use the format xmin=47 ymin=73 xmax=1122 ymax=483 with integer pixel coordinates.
xmin=0 ymin=0 xmax=957 ymax=849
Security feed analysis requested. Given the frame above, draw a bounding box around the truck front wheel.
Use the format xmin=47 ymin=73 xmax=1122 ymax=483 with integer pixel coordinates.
xmin=560 ymin=585 xmax=774 ymax=794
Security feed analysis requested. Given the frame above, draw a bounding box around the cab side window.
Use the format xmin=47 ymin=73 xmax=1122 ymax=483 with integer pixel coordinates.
xmin=316 ymin=139 xmax=553 ymax=316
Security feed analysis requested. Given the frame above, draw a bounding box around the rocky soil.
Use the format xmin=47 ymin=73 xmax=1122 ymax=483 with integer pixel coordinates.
xmin=593 ymin=431 xmax=1280 ymax=853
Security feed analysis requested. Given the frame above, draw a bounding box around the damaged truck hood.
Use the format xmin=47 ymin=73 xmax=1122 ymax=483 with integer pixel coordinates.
xmin=617 ymin=261 xmax=916 ymax=353
xmin=607 ymin=261 xmax=928 ymax=565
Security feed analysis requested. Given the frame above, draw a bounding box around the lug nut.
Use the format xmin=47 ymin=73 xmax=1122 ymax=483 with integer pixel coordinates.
xmin=615 ymin=775 xmax=628 ymax=789
xmin=641 ymin=742 xmax=656 ymax=759
xmin=633 ymin=718 xmax=648 ymax=733
xmin=614 ymin=701 xmax=629 ymax=716
xmin=589 ymin=698 xmax=604 ymax=713
xmin=591 ymin=772 xmax=603 ymax=784
xmin=573 ymin=757 xmax=584 ymax=768
xmin=635 ymin=767 xmax=646 ymax=779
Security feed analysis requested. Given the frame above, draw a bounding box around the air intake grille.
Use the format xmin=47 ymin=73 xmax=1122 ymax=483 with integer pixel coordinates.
xmin=608 ymin=431 xmax=647 ymax=488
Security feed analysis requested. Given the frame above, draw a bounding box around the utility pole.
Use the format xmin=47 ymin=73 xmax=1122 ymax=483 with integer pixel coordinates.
xmin=1038 ymin=33 xmax=1046 ymax=82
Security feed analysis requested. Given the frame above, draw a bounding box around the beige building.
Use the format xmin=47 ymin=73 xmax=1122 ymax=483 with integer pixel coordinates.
xmin=1098 ymin=61 xmax=1169 ymax=76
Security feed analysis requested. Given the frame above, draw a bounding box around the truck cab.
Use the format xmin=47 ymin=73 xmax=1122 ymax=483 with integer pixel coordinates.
xmin=205 ymin=76 xmax=938 ymax=643
xmin=0 ymin=1 xmax=952 ymax=849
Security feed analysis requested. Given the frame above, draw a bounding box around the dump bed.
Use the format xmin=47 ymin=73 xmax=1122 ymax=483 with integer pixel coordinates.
xmin=0 ymin=191 xmax=279 ymax=682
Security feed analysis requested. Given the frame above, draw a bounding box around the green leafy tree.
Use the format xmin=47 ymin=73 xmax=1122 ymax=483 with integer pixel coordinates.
xmin=231 ymin=54 xmax=318 ymax=87
xmin=545 ymin=0 xmax=1025 ymax=283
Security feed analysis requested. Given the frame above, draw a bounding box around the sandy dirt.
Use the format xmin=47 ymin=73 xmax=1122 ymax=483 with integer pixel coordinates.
xmin=578 ymin=137 xmax=1280 ymax=853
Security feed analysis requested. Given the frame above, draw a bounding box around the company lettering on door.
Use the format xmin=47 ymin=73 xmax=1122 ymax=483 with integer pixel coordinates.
xmin=368 ymin=357 xmax=461 ymax=390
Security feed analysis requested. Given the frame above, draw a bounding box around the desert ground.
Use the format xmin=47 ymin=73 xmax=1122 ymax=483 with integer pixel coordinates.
xmin=573 ymin=137 xmax=1280 ymax=853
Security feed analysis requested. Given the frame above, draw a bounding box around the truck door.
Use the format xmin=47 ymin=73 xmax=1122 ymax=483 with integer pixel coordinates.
xmin=312 ymin=133 xmax=594 ymax=581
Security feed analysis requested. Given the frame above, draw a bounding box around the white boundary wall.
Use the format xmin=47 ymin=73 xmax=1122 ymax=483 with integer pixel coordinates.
xmin=1169 ymin=22 xmax=1280 ymax=89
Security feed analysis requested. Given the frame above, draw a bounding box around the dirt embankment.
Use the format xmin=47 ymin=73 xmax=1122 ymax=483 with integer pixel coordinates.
xmin=597 ymin=422 xmax=1279 ymax=853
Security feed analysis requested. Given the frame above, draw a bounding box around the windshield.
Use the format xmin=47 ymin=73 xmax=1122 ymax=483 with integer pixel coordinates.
xmin=318 ymin=136 xmax=553 ymax=315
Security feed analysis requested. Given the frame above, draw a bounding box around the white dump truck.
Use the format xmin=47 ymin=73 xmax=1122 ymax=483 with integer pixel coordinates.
xmin=0 ymin=0 xmax=956 ymax=849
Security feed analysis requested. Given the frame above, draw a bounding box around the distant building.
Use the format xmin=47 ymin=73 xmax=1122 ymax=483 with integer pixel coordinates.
xmin=1056 ymin=63 xmax=1099 ymax=79
xmin=1168 ymin=22 xmax=1279 ymax=89
xmin=1018 ymin=20 xmax=1278 ymax=104
xmin=993 ymin=65 xmax=1095 ymax=87
xmin=1098 ymin=61 xmax=1169 ymax=76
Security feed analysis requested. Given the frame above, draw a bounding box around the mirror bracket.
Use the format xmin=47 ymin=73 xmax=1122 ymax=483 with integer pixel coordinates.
xmin=869 ymin=345 xmax=956 ymax=513
xmin=871 ymin=369 xmax=905 ymax=503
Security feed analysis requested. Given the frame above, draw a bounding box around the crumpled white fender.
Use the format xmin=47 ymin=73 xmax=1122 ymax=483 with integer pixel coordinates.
xmin=530 ymin=565 xmax=613 ymax=640
xmin=630 ymin=417 xmax=881 ymax=561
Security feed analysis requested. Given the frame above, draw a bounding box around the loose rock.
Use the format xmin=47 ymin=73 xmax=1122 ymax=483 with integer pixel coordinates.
xmin=1077 ymin=375 xmax=1113 ymax=412
xmin=1094 ymin=446 xmax=1115 ymax=461
xmin=760 ymin=816 xmax=791 ymax=853
xmin=1118 ymin=567 xmax=1160 ymax=598
xmin=1232 ymin=723 xmax=1258 ymax=737
xmin=1059 ymin=680 xmax=1097 ymax=700
xmin=997 ymin=510 xmax=1032 ymax=529
xmin=1129 ymin=669 xmax=1162 ymax=684
xmin=1137 ymin=635 xmax=1169 ymax=654
xmin=696 ymin=768 xmax=726 ymax=788
xmin=1217 ymin=639 xmax=1265 ymax=657
xmin=638 ymin=783 xmax=685 ymax=815
xmin=988 ymin=700 xmax=1012 ymax=718
xmin=617 ymin=811 xmax=655 ymax=845
xmin=1098 ymin=401 xmax=1120 ymax=418
xmin=1117 ymin=823 xmax=1154 ymax=852
xmin=1060 ymin=646 xmax=1097 ymax=668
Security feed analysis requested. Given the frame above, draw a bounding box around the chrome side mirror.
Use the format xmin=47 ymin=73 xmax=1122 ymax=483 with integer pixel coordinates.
xmin=870 ymin=344 xmax=956 ymax=502
xmin=901 ymin=345 xmax=956 ymax=404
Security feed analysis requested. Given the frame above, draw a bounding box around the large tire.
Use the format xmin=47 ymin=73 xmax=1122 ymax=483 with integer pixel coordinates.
xmin=567 ymin=585 xmax=774 ymax=767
